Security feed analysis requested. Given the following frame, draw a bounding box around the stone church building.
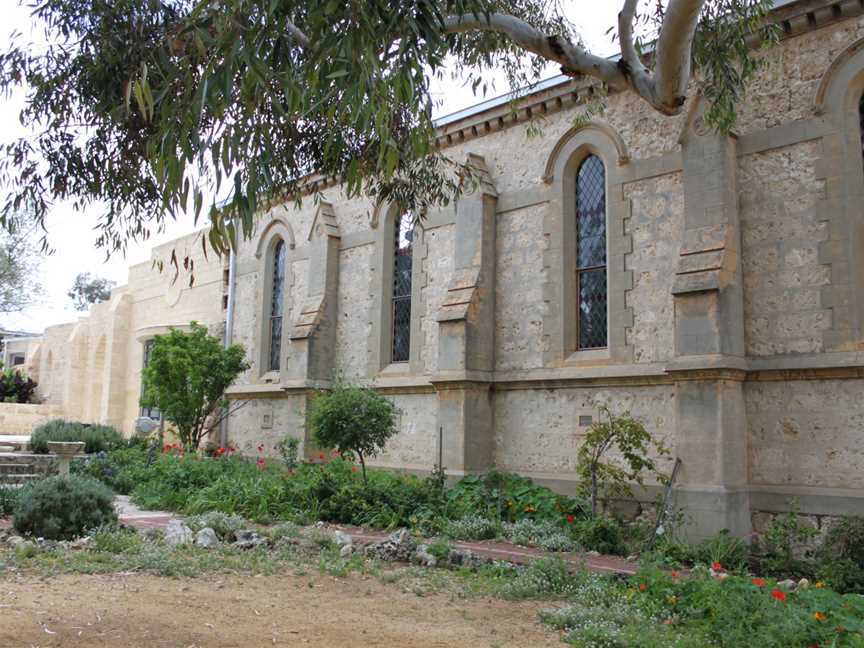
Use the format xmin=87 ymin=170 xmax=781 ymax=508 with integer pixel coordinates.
xmin=21 ymin=0 xmax=864 ymax=539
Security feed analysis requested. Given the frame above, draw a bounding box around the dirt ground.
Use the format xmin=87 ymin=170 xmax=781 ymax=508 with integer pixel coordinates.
xmin=0 ymin=570 xmax=562 ymax=648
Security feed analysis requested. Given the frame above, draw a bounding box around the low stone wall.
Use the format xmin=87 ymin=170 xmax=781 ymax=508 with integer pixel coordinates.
xmin=0 ymin=403 xmax=65 ymax=436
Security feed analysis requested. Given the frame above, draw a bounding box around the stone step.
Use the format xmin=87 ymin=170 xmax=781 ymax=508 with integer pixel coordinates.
xmin=0 ymin=453 xmax=55 ymax=466
xmin=0 ymin=435 xmax=31 ymax=452
xmin=0 ymin=473 xmax=41 ymax=485
xmin=0 ymin=463 xmax=37 ymax=475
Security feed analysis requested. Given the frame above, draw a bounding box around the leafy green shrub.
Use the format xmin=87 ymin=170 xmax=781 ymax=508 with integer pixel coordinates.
xmin=307 ymin=383 xmax=397 ymax=483
xmin=815 ymin=516 xmax=864 ymax=593
xmin=276 ymin=436 xmax=300 ymax=470
xmin=186 ymin=511 xmax=246 ymax=539
xmin=572 ymin=517 xmax=625 ymax=556
xmin=426 ymin=538 xmax=452 ymax=561
xmin=443 ymin=515 xmax=500 ymax=541
xmin=576 ymin=406 xmax=669 ymax=515
xmin=445 ymin=471 xmax=588 ymax=525
xmin=31 ymin=419 xmax=124 ymax=455
xmin=75 ymin=445 xmax=151 ymax=494
xmin=0 ymin=485 xmax=19 ymax=516
xmin=758 ymin=500 xmax=819 ymax=576
xmin=13 ymin=475 xmax=117 ymax=540
xmin=140 ymin=323 xmax=249 ymax=451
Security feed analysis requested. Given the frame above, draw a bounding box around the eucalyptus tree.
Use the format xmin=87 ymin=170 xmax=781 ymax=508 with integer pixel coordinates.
xmin=0 ymin=0 xmax=777 ymax=255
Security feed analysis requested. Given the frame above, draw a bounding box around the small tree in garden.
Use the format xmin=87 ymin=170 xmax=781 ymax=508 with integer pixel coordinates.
xmin=577 ymin=406 xmax=669 ymax=516
xmin=307 ymin=383 xmax=397 ymax=485
xmin=140 ymin=322 xmax=249 ymax=452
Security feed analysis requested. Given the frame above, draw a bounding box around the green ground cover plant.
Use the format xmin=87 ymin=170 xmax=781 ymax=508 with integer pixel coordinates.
xmin=30 ymin=420 xmax=124 ymax=455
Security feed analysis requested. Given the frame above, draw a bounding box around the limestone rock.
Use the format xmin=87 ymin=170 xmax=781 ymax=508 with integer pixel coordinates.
xmin=164 ymin=519 xmax=193 ymax=546
xmin=339 ymin=543 xmax=354 ymax=558
xmin=333 ymin=530 xmax=353 ymax=547
xmin=140 ymin=527 xmax=163 ymax=542
xmin=69 ymin=537 xmax=91 ymax=550
xmin=6 ymin=535 xmax=25 ymax=548
xmin=195 ymin=527 xmax=219 ymax=548
xmin=233 ymin=530 xmax=267 ymax=549
xmin=777 ymin=579 xmax=797 ymax=591
xmin=414 ymin=544 xmax=437 ymax=568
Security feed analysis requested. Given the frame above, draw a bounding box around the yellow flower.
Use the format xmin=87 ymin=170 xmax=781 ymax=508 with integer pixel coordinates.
xmin=667 ymin=595 xmax=678 ymax=605
xmin=524 ymin=505 xmax=536 ymax=513
xmin=814 ymin=581 xmax=826 ymax=589
xmin=814 ymin=611 xmax=827 ymax=622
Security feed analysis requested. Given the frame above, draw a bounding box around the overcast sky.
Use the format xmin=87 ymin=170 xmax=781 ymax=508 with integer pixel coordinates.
xmin=0 ymin=2 xmax=623 ymax=333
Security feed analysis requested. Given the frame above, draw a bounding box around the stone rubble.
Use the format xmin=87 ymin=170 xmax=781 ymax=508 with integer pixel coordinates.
xmin=232 ymin=529 xmax=267 ymax=549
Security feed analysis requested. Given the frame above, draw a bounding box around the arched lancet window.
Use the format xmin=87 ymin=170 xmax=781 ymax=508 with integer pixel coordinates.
xmin=268 ymin=239 xmax=287 ymax=371
xmin=391 ymin=212 xmax=414 ymax=363
xmin=859 ymin=93 xmax=864 ymax=163
xmin=575 ymin=155 xmax=608 ymax=350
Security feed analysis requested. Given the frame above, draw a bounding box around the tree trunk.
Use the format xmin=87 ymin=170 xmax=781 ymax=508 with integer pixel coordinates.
xmin=358 ymin=450 xmax=367 ymax=486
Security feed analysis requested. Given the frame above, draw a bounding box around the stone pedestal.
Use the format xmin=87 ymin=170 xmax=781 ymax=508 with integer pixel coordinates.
xmin=48 ymin=441 xmax=85 ymax=477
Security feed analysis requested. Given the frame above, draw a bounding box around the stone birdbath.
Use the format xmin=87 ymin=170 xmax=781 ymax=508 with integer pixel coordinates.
xmin=47 ymin=441 xmax=85 ymax=477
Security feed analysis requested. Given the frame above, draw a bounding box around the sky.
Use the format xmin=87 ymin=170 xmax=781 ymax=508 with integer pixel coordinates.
xmin=0 ymin=1 xmax=623 ymax=333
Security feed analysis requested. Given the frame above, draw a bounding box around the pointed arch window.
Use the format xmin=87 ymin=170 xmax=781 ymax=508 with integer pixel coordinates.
xmin=859 ymin=93 xmax=864 ymax=163
xmin=575 ymin=155 xmax=608 ymax=350
xmin=268 ymin=239 xmax=287 ymax=371
xmin=391 ymin=212 xmax=414 ymax=363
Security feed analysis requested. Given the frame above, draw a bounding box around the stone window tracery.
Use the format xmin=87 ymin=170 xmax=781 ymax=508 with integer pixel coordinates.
xmin=391 ymin=212 xmax=414 ymax=363
xmin=575 ymin=154 xmax=608 ymax=349
xmin=268 ymin=238 xmax=287 ymax=372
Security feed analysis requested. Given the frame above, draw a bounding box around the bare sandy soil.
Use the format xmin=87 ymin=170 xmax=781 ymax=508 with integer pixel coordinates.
xmin=0 ymin=571 xmax=562 ymax=648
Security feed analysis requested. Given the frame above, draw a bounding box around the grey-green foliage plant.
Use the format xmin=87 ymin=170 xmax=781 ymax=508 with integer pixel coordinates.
xmin=0 ymin=0 xmax=778 ymax=257
xmin=306 ymin=383 xmax=397 ymax=484
xmin=13 ymin=475 xmax=117 ymax=540
xmin=576 ymin=406 xmax=669 ymax=516
xmin=30 ymin=419 xmax=124 ymax=454
xmin=140 ymin=322 xmax=249 ymax=452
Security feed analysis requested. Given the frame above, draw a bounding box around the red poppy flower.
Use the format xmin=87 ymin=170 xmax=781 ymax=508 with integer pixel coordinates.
xmin=712 ymin=562 xmax=723 ymax=571
xmin=638 ymin=583 xmax=647 ymax=592
xmin=671 ymin=571 xmax=680 ymax=579
xmin=351 ymin=466 xmax=358 ymax=473
xmin=566 ymin=514 xmax=575 ymax=524
xmin=770 ymin=588 xmax=786 ymax=601
xmin=319 ymin=452 xmax=325 ymax=460
xmin=256 ymin=458 xmax=266 ymax=469
xmin=216 ymin=447 xmax=226 ymax=455
xmin=751 ymin=578 xmax=765 ymax=587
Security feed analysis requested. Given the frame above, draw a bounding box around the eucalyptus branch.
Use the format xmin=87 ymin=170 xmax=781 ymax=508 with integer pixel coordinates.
xmin=442 ymin=13 xmax=627 ymax=90
xmin=653 ymin=0 xmax=707 ymax=113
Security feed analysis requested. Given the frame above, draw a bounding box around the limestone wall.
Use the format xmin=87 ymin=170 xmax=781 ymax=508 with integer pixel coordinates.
xmin=746 ymin=379 xmax=864 ymax=490
xmin=0 ymin=403 xmax=65 ymax=437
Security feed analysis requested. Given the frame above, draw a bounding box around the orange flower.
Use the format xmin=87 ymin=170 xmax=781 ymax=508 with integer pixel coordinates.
xmin=711 ymin=562 xmax=723 ymax=571
xmin=351 ymin=466 xmax=358 ymax=473
xmin=814 ymin=611 xmax=827 ymax=622
xmin=638 ymin=583 xmax=647 ymax=592
xmin=751 ymin=578 xmax=765 ymax=587
xmin=770 ymin=588 xmax=786 ymax=601
xmin=814 ymin=581 xmax=826 ymax=589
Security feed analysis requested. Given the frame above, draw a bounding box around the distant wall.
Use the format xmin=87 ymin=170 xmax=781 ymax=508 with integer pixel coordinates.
xmin=0 ymin=403 xmax=65 ymax=437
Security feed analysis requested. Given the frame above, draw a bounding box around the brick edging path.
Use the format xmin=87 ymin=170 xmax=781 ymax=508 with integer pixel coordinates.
xmin=1 ymin=495 xmax=639 ymax=577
